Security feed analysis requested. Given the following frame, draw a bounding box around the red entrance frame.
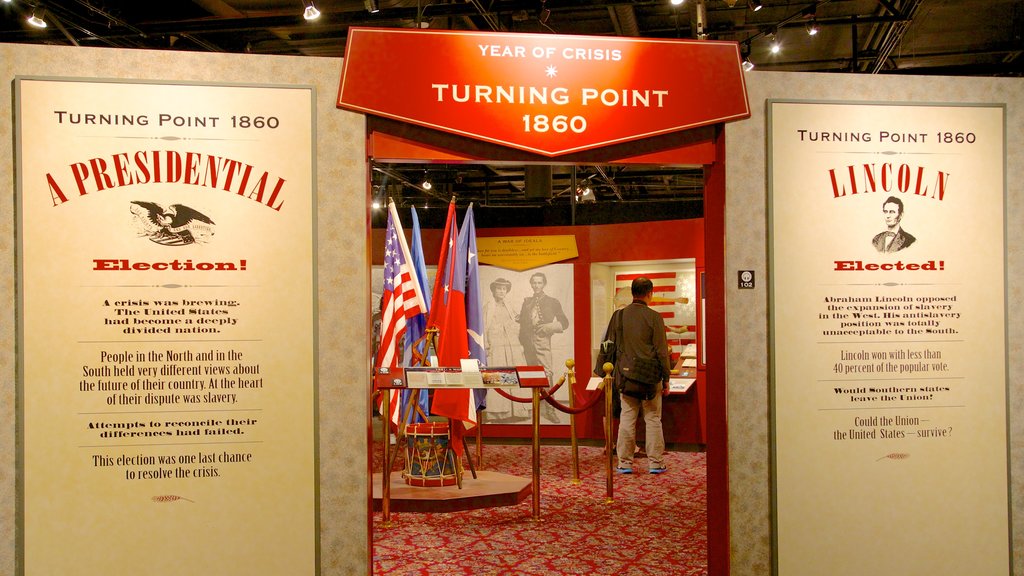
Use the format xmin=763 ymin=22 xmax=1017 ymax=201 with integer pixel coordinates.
xmin=364 ymin=116 xmax=729 ymax=575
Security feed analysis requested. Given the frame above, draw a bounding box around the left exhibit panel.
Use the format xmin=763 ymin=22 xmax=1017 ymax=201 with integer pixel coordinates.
xmin=15 ymin=78 xmax=318 ymax=576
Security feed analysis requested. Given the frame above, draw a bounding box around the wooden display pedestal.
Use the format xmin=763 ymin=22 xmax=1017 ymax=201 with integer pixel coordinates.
xmin=372 ymin=471 xmax=531 ymax=513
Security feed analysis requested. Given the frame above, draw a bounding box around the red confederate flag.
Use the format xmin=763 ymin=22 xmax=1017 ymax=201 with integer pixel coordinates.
xmin=428 ymin=201 xmax=476 ymax=449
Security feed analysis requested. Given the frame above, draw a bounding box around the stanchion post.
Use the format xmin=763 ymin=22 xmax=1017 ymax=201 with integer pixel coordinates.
xmin=603 ymin=362 xmax=614 ymax=504
xmin=476 ymin=409 xmax=483 ymax=468
xmin=531 ymin=386 xmax=542 ymax=522
xmin=567 ymin=359 xmax=580 ymax=485
xmin=381 ymin=388 xmax=392 ymax=526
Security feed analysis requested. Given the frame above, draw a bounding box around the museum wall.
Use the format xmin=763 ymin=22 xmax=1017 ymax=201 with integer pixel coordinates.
xmin=725 ymin=71 xmax=1024 ymax=575
xmin=0 ymin=44 xmax=368 ymax=574
xmin=2 ymin=42 xmax=1023 ymax=576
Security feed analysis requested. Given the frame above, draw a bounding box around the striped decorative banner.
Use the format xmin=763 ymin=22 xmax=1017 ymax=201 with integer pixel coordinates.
xmin=614 ymin=271 xmax=695 ymax=364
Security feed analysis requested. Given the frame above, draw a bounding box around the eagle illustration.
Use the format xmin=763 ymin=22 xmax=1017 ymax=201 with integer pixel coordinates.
xmin=130 ymin=201 xmax=216 ymax=246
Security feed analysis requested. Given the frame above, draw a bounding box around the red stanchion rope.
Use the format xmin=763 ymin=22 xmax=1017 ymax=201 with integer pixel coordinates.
xmin=494 ymin=376 xmax=608 ymax=415
xmin=494 ymin=376 xmax=565 ymax=403
xmin=541 ymin=384 xmax=607 ymax=414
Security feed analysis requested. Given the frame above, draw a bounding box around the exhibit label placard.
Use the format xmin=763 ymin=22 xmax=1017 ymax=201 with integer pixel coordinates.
xmin=15 ymin=78 xmax=317 ymax=576
xmin=337 ymin=27 xmax=749 ymax=156
xmin=477 ymin=235 xmax=579 ymax=270
xmin=768 ymin=101 xmax=1008 ymax=576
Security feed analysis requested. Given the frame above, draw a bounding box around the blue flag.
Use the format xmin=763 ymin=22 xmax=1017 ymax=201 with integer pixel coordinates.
xmin=403 ymin=206 xmax=432 ymax=422
xmin=403 ymin=207 xmax=430 ymax=366
xmin=410 ymin=207 xmax=432 ymax=305
xmin=458 ymin=204 xmax=488 ymax=411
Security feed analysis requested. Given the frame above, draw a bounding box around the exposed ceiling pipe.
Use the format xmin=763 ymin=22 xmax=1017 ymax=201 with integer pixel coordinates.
xmin=869 ymin=0 xmax=922 ymax=73
xmin=741 ymin=1 xmax=832 ymax=48
xmin=609 ymin=4 xmax=639 ymax=37
xmin=372 ymin=166 xmax=448 ymax=201
xmin=591 ymin=165 xmax=623 ymax=200
xmin=855 ymin=4 xmax=888 ymax=71
xmin=465 ymin=0 xmax=502 ymax=31
xmin=47 ymin=12 xmax=81 ymax=46
xmin=65 ymin=0 xmax=225 ymax=51
xmin=191 ymin=0 xmax=244 ymax=18
xmin=852 ymin=15 xmax=859 ymax=71
xmin=874 ymin=0 xmax=906 ymax=18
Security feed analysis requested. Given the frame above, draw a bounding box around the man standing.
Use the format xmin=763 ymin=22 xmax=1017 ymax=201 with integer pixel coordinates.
xmin=872 ymin=196 xmax=916 ymax=253
xmin=599 ymin=277 xmax=671 ymax=474
xmin=518 ymin=272 xmax=569 ymax=384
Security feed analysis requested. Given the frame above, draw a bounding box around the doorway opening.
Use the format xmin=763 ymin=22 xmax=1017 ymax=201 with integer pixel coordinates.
xmin=367 ymin=150 xmax=728 ymax=574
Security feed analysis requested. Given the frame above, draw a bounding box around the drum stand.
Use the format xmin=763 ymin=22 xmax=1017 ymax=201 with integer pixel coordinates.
xmin=383 ymin=328 xmax=477 ymax=501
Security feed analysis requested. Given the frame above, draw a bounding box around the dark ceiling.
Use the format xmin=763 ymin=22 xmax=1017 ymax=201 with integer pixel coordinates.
xmin=4 ymin=0 xmax=1021 ymax=75
xmin=4 ymin=0 xmax=1021 ymax=226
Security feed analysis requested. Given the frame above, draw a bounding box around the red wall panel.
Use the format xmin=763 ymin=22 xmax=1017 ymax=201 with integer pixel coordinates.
xmin=371 ymin=218 xmax=706 ymax=444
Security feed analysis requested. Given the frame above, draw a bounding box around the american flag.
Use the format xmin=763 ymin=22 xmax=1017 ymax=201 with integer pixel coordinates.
xmin=376 ymin=201 xmax=427 ymax=423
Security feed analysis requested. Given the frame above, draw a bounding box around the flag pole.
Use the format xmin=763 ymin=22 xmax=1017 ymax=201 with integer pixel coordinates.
xmin=381 ymin=388 xmax=392 ymax=526
xmin=476 ymin=410 xmax=483 ymax=467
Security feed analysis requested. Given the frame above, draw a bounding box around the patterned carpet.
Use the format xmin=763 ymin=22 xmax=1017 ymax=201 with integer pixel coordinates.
xmin=373 ymin=444 xmax=707 ymax=575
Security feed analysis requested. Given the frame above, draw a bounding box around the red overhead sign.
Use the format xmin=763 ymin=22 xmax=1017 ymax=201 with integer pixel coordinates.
xmin=337 ymin=28 xmax=750 ymax=157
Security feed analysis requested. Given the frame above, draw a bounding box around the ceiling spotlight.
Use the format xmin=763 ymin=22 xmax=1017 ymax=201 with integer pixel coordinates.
xmin=748 ymin=0 xmax=763 ymax=11
xmin=364 ymin=0 xmax=380 ymax=13
xmin=27 ymin=11 xmax=47 ymax=28
xmin=671 ymin=0 xmax=685 ymax=5
xmin=740 ymin=42 xmax=754 ymax=71
xmin=421 ymin=172 xmax=432 ymax=190
xmin=765 ymin=28 xmax=780 ymax=54
xmin=303 ymin=1 xmax=321 ymax=21
xmin=806 ymin=20 xmax=820 ymax=36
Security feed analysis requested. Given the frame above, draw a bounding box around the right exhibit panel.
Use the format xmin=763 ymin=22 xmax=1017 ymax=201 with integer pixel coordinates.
xmin=768 ymin=101 xmax=1009 ymax=576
